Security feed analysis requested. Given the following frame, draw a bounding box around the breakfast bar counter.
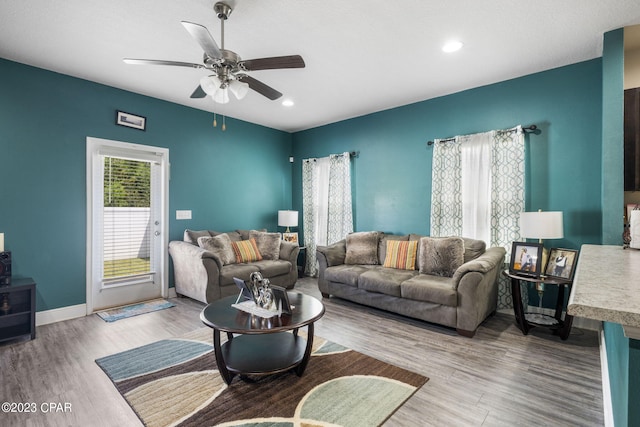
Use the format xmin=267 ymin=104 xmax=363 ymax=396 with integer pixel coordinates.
xmin=567 ymin=244 xmax=640 ymax=338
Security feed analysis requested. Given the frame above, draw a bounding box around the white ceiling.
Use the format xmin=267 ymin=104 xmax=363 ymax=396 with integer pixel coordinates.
xmin=1 ymin=0 xmax=640 ymax=133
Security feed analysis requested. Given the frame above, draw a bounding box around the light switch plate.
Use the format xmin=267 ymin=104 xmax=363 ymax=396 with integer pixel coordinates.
xmin=176 ymin=210 xmax=192 ymax=220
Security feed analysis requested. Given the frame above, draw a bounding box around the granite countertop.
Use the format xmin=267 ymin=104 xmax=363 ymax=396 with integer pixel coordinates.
xmin=568 ymin=244 xmax=640 ymax=337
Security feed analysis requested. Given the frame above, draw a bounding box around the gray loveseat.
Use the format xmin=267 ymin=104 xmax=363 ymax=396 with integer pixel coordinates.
xmin=316 ymin=232 xmax=506 ymax=337
xmin=169 ymin=229 xmax=299 ymax=304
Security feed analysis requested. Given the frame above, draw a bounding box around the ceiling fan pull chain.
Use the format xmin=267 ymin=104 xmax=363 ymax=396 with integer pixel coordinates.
xmin=222 ymin=115 xmax=226 ymax=131
xmin=213 ymin=112 xmax=217 ymax=128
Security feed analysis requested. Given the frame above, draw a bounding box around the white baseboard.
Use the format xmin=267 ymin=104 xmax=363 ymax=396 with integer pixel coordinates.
xmin=36 ymin=304 xmax=87 ymax=326
xmin=599 ymin=325 xmax=614 ymax=427
xmin=496 ymin=307 xmax=600 ymax=331
xmin=36 ymin=289 xmax=178 ymax=326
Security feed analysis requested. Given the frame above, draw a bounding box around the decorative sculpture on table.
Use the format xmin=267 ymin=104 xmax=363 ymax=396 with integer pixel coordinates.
xmin=249 ymin=272 xmax=276 ymax=311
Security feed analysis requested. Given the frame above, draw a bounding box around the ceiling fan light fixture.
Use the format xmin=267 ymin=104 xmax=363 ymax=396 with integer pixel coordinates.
xmin=229 ymin=80 xmax=249 ymax=100
xmin=212 ymin=88 xmax=230 ymax=104
xmin=200 ymin=75 xmax=221 ymax=95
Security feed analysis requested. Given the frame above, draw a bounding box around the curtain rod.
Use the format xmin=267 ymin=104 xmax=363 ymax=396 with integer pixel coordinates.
xmin=426 ymin=124 xmax=538 ymax=146
xmin=303 ymin=151 xmax=359 ymax=163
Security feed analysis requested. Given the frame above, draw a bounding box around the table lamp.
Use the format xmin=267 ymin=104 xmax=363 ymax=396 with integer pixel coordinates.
xmin=519 ymin=210 xmax=564 ymax=316
xmin=519 ymin=210 xmax=563 ymax=269
xmin=278 ymin=210 xmax=298 ymax=233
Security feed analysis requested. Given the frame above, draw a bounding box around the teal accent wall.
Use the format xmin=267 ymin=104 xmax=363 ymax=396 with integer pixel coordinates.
xmin=292 ymin=59 xmax=603 ymax=250
xmin=602 ymin=28 xmax=634 ymax=427
xmin=602 ymin=28 xmax=625 ymax=245
xmin=0 ymin=58 xmax=292 ymax=312
xmin=604 ymin=322 xmax=629 ymax=427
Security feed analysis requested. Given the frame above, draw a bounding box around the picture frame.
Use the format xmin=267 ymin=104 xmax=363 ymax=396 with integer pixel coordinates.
xmin=283 ymin=232 xmax=298 ymax=244
xmin=509 ymin=242 xmax=544 ymax=278
xmin=233 ymin=277 xmax=254 ymax=304
xmin=544 ymin=248 xmax=579 ymax=281
xmin=116 ymin=110 xmax=146 ymax=131
xmin=271 ymin=285 xmax=292 ymax=315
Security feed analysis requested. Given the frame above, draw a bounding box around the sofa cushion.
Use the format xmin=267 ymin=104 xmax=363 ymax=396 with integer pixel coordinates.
xmin=197 ymin=233 xmax=236 ymax=265
xmin=237 ymin=229 xmax=267 ymax=240
xmin=225 ymin=231 xmax=243 ymax=242
xmin=401 ymin=275 xmax=458 ymax=306
xmin=250 ymin=230 xmax=281 ymax=260
xmin=378 ymin=234 xmax=409 ymax=265
xmin=383 ymin=240 xmax=418 ymax=270
xmin=232 ymin=238 xmax=263 ymax=263
xmin=253 ymin=260 xmax=291 ymax=277
xmin=462 ymin=237 xmax=486 ymax=263
xmin=345 ymin=231 xmax=380 ymax=265
xmin=418 ymin=237 xmax=465 ymax=277
xmin=219 ymin=263 xmax=261 ymax=286
xmin=325 ymin=264 xmax=376 ymax=287
xmin=184 ymin=229 xmax=213 ymax=245
xmin=358 ymin=268 xmax=417 ymax=297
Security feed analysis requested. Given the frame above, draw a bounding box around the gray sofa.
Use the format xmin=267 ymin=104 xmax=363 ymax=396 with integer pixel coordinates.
xmin=316 ymin=232 xmax=506 ymax=337
xmin=169 ymin=229 xmax=300 ymax=304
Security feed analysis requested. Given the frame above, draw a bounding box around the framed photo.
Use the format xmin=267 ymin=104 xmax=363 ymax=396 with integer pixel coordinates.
xmin=233 ymin=277 xmax=254 ymax=304
xmin=283 ymin=232 xmax=298 ymax=244
xmin=544 ymin=248 xmax=579 ymax=280
xmin=271 ymin=285 xmax=292 ymax=315
xmin=509 ymin=242 xmax=544 ymax=278
xmin=116 ymin=110 xmax=146 ymax=131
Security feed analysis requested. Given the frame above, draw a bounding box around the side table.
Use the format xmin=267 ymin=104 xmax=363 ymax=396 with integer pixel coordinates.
xmin=503 ymin=270 xmax=574 ymax=340
xmin=297 ymin=246 xmax=306 ymax=278
xmin=0 ymin=277 xmax=37 ymax=343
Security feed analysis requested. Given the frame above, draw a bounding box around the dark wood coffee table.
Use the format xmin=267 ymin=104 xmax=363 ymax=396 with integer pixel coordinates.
xmin=200 ymin=291 xmax=325 ymax=384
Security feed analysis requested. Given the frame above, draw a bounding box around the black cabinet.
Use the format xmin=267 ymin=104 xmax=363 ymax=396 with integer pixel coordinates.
xmin=624 ymin=88 xmax=640 ymax=191
xmin=0 ymin=277 xmax=36 ymax=343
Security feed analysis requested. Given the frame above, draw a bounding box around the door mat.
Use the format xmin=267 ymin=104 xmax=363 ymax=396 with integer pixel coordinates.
xmin=96 ymin=327 xmax=428 ymax=426
xmin=96 ymin=298 xmax=175 ymax=323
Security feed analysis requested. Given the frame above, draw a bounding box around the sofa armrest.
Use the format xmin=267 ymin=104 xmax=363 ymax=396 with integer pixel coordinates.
xmin=279 ymin=240 xmax=301 ymax=267
xmin=168 ymin=241 xmax=222 ymax=303
xmin=316 ymin=239 xmax=346 ymax=294
xmin=452 ymin=246 xmax=506 ymax=285
xmin=316 ymin=239 xmax=347 ymax=267
xmin=454 ymin=246 xmax=506 ymax=334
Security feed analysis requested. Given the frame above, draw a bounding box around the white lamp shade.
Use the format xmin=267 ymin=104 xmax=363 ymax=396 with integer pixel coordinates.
xmin=200 ymin=75 xmax=221 ymax=95
xmin=229 ymin=80 xmax=249 ymax=100
xmin=519 ymin=211 xmax=564 ymax=239
xmin=212 ymin=88 xmax=229 ymax=104
xmin=278 ymin=210 xmax=298 ymax=228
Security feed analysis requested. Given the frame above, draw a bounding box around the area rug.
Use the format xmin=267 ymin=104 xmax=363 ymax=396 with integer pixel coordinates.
xmin=96 ymin=299 xmax=175 ymax=322
xmin=96 ymin=328 xmax=428 ymax=426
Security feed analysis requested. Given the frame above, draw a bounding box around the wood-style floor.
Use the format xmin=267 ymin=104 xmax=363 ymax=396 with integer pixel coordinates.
xmin=0 ymin=277 xmax=604 ymax=426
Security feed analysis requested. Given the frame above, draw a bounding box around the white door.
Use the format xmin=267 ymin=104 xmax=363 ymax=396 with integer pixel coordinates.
xmin=86 ymin=137 xmax=169 ymax=312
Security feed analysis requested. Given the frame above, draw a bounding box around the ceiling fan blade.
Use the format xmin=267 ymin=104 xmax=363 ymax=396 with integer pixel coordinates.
xmin=239 ymin=55 xmax=305 ymax=71
xmin=181 ymin=21 xmax=222 ymax=60
xmin=237 ymin=75 xmax=282 ymax=100
xmin=190 ymin=85 xmax=207 ymax=99
xmin=123 ymin=58 xmax=204 ymax=69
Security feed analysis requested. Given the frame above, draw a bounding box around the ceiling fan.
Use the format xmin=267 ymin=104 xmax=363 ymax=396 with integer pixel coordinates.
xmin=123 ymin=1 xmax=305 ymax=104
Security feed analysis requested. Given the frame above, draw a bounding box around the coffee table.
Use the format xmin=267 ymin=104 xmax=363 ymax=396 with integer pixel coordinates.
xmin=200 ymin=291 xmax=325 ymax=384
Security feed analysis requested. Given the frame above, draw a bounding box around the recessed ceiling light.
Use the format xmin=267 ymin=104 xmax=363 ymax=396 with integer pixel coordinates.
xmin=442 ymin=41 xmax=463 ymax=53
xmin=282 ymin=99 xmax=295 ymax=107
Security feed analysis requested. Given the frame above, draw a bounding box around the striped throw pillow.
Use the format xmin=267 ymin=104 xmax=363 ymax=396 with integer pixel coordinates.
xmin=232 ymin=238 xmax=263 ymax=263
xmin=383 ymin=240 xmax=418 ymax=270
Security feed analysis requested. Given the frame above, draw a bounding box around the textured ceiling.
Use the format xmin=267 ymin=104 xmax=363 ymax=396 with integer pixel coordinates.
xmin=1 ymin=0 xmax=640 ymax=132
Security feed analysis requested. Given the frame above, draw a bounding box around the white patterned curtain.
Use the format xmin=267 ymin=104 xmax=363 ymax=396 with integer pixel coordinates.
xmin=302 ymin=152 xmax=354 ymax=277
xmin=431 ymin=126 xmax=525 ymax=309
xmin=491 ymin=127 xmax=525 ymax=309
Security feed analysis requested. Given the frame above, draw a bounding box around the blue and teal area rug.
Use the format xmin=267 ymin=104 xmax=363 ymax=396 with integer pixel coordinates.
xmin=96 ymin=328 xmax=428 ymax=427
xmin=96 ymin=299 xmax=175 ymax=323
